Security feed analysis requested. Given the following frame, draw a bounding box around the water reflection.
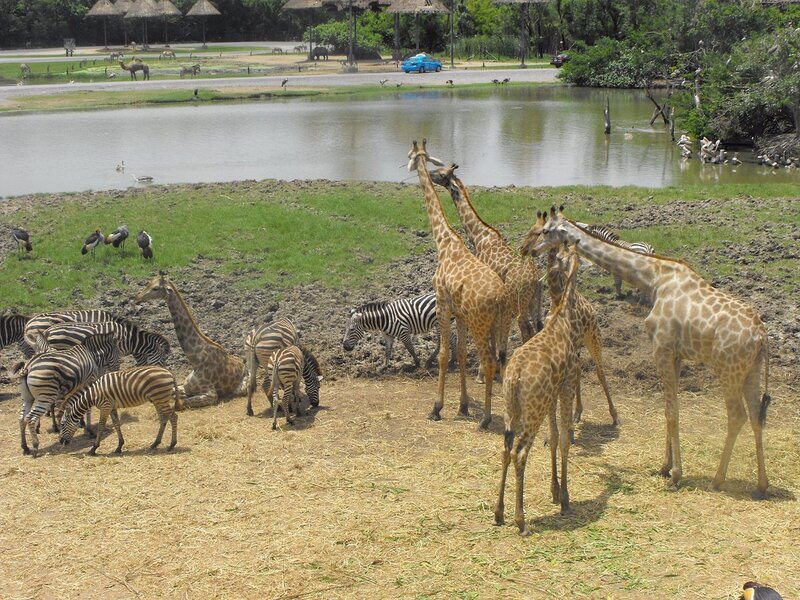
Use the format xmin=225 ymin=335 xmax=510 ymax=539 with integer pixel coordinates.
xmin=0 ymin=86 xmax=796 ymax=197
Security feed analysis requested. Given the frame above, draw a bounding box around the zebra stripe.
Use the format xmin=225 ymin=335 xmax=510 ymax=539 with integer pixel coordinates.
xmin=266 ymin=345 xmax=322 ymax=430
xmin=17 ymin=333 xmax=120 ymax=457
xmin=40 ymin=320 xmax=170 ymax=366
xmin=24 ymin=309 xmax=119 ymax=349
xmin=342 ymin=292 xmax=441 ymax=367
xmin=0 ymin=314 xmax=33 ymax=358
xmin=60 ymin=365 xmax=180 ymax=455
xmin=244 ymin=317 xmax=300 ymax=416
xmin=584 ymin=224 xmax=655 ymax=299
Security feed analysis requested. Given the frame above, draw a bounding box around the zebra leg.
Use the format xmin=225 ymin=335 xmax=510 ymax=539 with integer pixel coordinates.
xmin=110 ymin=408 xmax=125 ymax=453
xmin=151 ymin=411 xmax=168 ymax=450
xmin=272 ymin=387 xmax=281 ymax=430
xmin=246 ymin=349 xmax=258 ymax=416
xmin=90 ymin=408 xmax=112 ymax=455
xmin=19 ymin=383 xmax=34 ymax=455
xmin=167 ymin=410 xmax=178 ymax=451
xmin=382 ymin=333 xmax=394 ymax=368
xmin=397 ymin=331 xmax=420 ymax=368
xmin=27 ymin=403 xmax=50 ymax=458
xmin=292 ymin=381 xmax=304 ymax=417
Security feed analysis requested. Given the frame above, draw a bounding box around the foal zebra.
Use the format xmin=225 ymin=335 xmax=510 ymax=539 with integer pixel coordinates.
xmin=38 ymin=319 xmax=170 ymax=366
xmin=343 ymin=292 xmax=451 ymax=368
xmin=583 ymin=225 xmax=656 ymax=300
xmin=244 ymin=318 xmax=300 ymax=416
xmin=265 ymin=345 xmax=322 ymax=430
xmin=60 ymin=366 xmax=180 ymax=455
xmin=17 ymin=333 xmax=120 ymax=457
xmin=1 ymin=314 xmax=34 ymax=359
xmin=24 ymin=309 xmax=119 ymax=350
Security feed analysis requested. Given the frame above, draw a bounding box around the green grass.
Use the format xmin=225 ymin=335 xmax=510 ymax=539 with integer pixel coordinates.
xmin=2 ymin=181 xmax=798 ymax=311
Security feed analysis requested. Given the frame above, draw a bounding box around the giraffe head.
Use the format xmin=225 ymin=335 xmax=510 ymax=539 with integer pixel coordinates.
xmin=519 ymin=209 xmax=548 ymax=256
xmin=429 ymin=164 xmax=459 ymax=189
xmin=135 ymin=271 xmax=172 ymax=305
xmin=407 ymin=139 xmax=445 ymax=172
xmin=531 ymin=205 xmax=577 ymax=254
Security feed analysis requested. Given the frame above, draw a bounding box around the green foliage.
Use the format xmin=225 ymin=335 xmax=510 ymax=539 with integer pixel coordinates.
xmin=310 ymin=20 xmax=383 ymax=54
xmin=560 ymin=37 xmax=666 ymax=88
xmin=455 ymin=35 xmax=520 ymax=61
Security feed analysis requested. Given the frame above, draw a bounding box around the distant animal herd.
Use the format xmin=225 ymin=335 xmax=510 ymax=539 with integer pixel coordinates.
xmin=2 ymin=141 xmax=775 ymax=546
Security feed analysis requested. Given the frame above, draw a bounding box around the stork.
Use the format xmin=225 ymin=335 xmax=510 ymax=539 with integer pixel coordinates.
xmin=81 ymin=229 xmax=104 ymax=257
xmin=105 ymin=224 xmax=129 ymax=254
xmin=12 ymin=227 xmax=32 ymax=255
xmin=281 ymin=78 xmax=288 ymax=89
xmin=137 ymin=230 xmax=154 ymax=260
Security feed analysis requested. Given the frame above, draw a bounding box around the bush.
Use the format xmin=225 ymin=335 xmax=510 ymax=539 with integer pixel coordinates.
xmin=560 ymin=37 xmax=668 ymax=88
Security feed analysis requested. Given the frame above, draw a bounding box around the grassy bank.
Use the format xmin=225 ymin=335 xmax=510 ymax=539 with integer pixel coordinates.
xmin=1 ymin=180 xmax=798 ymax=311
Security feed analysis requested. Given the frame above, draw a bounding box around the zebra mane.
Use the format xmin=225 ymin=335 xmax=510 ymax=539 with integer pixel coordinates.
xmin=586 ymin=224 xmax=620 ymax=242
xmin=300 ymin=345 xmax=321 ymax=376
xmin=356 ymin=300 xmax=389 ymax=313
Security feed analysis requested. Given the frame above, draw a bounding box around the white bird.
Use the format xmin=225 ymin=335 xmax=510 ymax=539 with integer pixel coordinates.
xmin=281 ymin=78 xmax=289 ymax=88
xmin=379 ymin=79 xmax=388 ymax=86
xmin=131 ymin=173 xmax=153 ymax=183
xmin=445 ymin=79 xmax=453 ymax=85
xmin=116 ymin=160 xmax=125 ymax=172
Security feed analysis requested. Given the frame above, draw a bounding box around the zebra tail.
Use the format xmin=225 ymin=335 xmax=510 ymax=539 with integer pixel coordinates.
xmin=11 ymin=360 xmax=27 ymax=379
xmin=758 ymin=335 xmax=771 ymax=427
xmin=173 ymin=378 xmax=185 ymax=412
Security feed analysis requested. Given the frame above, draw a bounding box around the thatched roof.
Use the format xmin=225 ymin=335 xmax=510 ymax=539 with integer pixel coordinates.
xmin=186 ymin=0 xmax=221 ymax=17
xmin=114 ymin=0 xmax=133 ymax=14
xmin=87 ymin=0 xmax=121 ymax=17
xmin=157 ymin=0 xmax=182 ymax=16
xmin=492 ymin=0 xmax=549 ymax=4
xmin=282 ymin=0 xmax=324 ymax=8
xmin=386 ymin=0 xmax=449 ymax=13
xmin=124 ymin=0 xmax=162 ymax=18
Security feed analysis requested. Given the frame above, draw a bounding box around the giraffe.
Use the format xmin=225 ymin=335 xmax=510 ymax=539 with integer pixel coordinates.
xmin=495 ymin=243 xmax=582 ymax=535
xmin=134 ymin=272 xmax=246 ymax=408
xmin=532 ymin=206 xmax=772 ymax=497
xmin=429 ymin=163 xmax=542 ymax=342
xmin=119 ymin=60 xmax=150 ymax=81
xmin=407 ymin=140 xmax=512 ymax=429
xmin=521 ymin=211 xmax=618 ymax=426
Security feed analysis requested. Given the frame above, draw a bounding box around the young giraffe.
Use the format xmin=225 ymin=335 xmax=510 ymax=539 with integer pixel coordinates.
xmin=532 ymin=206 xmax=772 ymax=497
xmin=429 ymin=163 xmax=542 ymax=342
xmin=407 ymin=140 xmax=512 ymax=429
xmin=521 ymin=211 xmax=618 ymax=425
xmin=135 ymin=272 xmax=246 ymax=408
xmin=496 ymin=243 xmax=582 ymax=535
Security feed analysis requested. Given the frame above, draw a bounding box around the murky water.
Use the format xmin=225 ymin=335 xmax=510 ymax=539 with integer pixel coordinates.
xmin=0 ymin=86 xmax=795 ymax=197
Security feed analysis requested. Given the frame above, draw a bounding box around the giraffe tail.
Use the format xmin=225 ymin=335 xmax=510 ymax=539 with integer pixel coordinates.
xmin=758 ymin=334 xmax=771 ymax=427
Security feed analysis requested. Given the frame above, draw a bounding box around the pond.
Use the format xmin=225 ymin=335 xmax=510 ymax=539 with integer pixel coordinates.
xmin=0 ymin=86 xmax=795 ymax=198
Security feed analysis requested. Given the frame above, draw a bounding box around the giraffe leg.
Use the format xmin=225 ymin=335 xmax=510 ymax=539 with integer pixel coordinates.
xmin=744 ymin=363 xmax=769 ymax=498
xmin=614 ymin=274 xmax=623 ymax=298
xmin=430 ymin=307 xmax=453 ymax=421
xmin=572 ymin=363 xmax=583 ymax=424
xmin=558 ymin=374 xmax=577 ymax=514
xmin=456 ymin=318 xmax=471 ymax=417
xmin=182 ymin=371 xmax=218 ymax=408
xmin=512 ymin=433 xmax=532 ymax=536
xmin=585 ymin=325 xmax=619 ymax=425
xmin=549 ymin=399 xmax=560 ymax=504
xmin=475 ymin=330 xmax=495 ymax=429
xmin=656 ymin=353 xmax=682 ymax=485
xmin=494 ymin=427 xmax=514 ymax=526
xmin=711 ymin=380 xmax=747 ymax=492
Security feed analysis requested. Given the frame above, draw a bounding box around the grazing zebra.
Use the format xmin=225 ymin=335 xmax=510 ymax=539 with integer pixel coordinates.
xmin=17 ymin=333 xmax=120 ymax=457
xmin=60 ymin=366 xmax=181 ymax=455
xmin=583 ymin=224 xmax=655 ymax=300
xmin=24 ymin=309 xmax=119 ymax=349
xmin=1 ymin=314 xmax=34 ymax=358
xmin=38 ymin=319 xmax=170 ymax=366
xmin=244 ymin=318 xmax=299 ymax=416
xmin=265 ymin=345 xmax=322 ymax=430
xmin=342 ymin=292 xmax=452 ymax=368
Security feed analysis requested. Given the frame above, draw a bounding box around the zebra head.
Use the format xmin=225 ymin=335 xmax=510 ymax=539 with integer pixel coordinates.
xmin=301 ymin=346 xmax=323 ymax=408
xmin=84 ymin=333 xmax=121 ymax=373
xmin=58 ymin=400 xmax=82 ymax=445
xmin=134 ymin=330 xmax=171 ymax=366
xmin=342 ymin=309 xmax=365 ymax=351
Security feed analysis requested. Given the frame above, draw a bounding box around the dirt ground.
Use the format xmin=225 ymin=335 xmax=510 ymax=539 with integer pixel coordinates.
xmin=0 ymin=184 xmax=798 ymax=598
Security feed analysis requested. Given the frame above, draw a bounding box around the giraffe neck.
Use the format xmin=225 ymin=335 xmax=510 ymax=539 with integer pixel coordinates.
xmin=163 ymin=283 xmax=211 ymax=362
xmin=416 ymin=156 xmax=459 ymax=252
xmin=547 ymin=248 xmax=566 ymax=302
xmin=564 ymin=221 xmax=662 ymax=295
xmin=446 ymin=176 xmax=507 ymax=251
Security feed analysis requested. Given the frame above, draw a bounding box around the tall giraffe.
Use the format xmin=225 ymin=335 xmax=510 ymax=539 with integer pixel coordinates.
xmin=135 ymin=272 xmax=246 ymax=408
xmin=496 ymin=243 xmax=581 ymax=535
xmin=532 ymin=206 xmax=772 ymax=497
xmin=521 ymin=211 xmax=618 ymax=425
xmin=429 ymin=164 xmax=542 ymax=342
xmin=407 ymin=140 xmax=512 ymax=429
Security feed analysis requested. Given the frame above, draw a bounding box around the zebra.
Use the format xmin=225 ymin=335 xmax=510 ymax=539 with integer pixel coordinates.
xmin=342 ymin=292 xmax=454 ymax=369
xmin=59 ymin=366 xmax=181 ymax=455
xmin=24 ymin=309 xmax=120 ymax=350
xmin=582 ymin=224 xmax=656 ymax=301
xmin=17 ymin=333 xmax=120 ymax=457
xmin=265 ymin=345 xmax=322 ymax=430
xmin=38 ymin=319 xmax=170 ymax=366
xmin=243 ymin=317 xmax=300 ymax=416
xmin=1 ymin=314 xmax=34 ymax=359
